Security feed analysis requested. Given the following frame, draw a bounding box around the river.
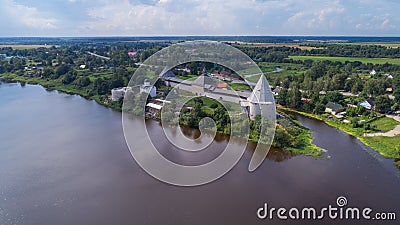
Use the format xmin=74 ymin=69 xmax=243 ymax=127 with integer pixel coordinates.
xmin=0 ymin=82 xmax=399 ymax=225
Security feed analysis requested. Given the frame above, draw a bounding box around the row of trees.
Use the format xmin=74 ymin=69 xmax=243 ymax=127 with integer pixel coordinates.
xmin=239 ymin=44 xmax=400 ymax=63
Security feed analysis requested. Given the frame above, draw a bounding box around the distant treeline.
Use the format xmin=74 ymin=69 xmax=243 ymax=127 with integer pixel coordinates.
xmin=239 ymin=44 xmax=400 ymax=62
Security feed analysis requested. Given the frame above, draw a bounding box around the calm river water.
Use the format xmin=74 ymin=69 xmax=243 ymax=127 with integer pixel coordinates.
xmin=0 ymin=82 xmax=399 ymax=225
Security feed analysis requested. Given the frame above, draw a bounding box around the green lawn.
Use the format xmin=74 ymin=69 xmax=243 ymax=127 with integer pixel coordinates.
xmin=361 ymin=136 xmax=400 ymax=159
xmin=245 ymin=75 xmax=262 ymax=83
xmin=176 ymin=74 xmax=198 ymax=80
xmin=370 ymin=117 xmax=400 ymax=133
xmin=88 ymin=73 xmax=113 ymax=81
xmin=289 ymin=55 xmax=400 ymax=65
xmin=229 ymin=83 xmax=251 ymax=91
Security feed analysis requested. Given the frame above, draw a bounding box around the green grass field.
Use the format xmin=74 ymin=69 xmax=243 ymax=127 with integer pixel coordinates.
xmin=361 ymin=136 xmax=400 ymax=159
xmin=176 ymin=74 xmax=197 ymax=80
xmin=88 ymin=73 xmax=113 ymax=81
xmin=370 ymin=117 xmax=400 ymax=133
xmin=229 ymin=83 xmax=251 ymax=91
xmin=330 ymin=42 xmax=400 ymax=49
xmin=0 ymin=44 xmax=56 ymax=49
xmin=289 ymin=55 xmax=400 ymax=65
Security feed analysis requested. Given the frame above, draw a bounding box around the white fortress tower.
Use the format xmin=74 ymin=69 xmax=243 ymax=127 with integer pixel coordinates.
xmin=242 ymin=75 xmax=275 ymax=120
xmin=140 ymin=79 xmax=157 ymax=98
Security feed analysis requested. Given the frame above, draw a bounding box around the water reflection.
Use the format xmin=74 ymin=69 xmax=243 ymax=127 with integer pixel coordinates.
xmin=1 ymin=82 xmax=399 ymax=225
xmin=146 ymin=117 xmax=295 ymax=164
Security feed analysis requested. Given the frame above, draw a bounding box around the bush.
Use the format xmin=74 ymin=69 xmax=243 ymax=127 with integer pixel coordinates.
xmin=210 ymin=103 xmax=218 ymax=108
xmin=351 ymin=117 xmax=360 ymax=128
xmin=364 ymin=123 xmax=371 ymax=130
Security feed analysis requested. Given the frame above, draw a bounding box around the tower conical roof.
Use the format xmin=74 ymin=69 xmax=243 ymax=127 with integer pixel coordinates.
xmin=248 ymin=75 xmax=273 ymax=103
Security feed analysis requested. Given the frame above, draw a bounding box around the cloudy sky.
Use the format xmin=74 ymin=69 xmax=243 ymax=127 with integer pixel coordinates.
xmin=0 ymin=0 xmax=399 ymax=36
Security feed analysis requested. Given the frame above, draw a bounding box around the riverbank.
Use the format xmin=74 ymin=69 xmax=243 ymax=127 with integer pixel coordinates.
xmin=0 ymin=74 xmax=324 ymax=158
xmin=280 ymin=106 xmax=400 ymax=169
xmin=0 ymin=73 xmax=122 ymax=111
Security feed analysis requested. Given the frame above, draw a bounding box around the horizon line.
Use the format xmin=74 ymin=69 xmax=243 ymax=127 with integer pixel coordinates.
xmin=1 ymin=35 xmax=400 ymax=38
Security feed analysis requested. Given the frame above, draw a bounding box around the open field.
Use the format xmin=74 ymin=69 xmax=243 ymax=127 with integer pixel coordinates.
xmin=378 ymin=43 xmax=400 ymax=49
xmin=370 ymin=117 xmax=400 ymax=133
xmin=330 ymin=42 xmax=400 ymax=49
xmin=289 ymin=55 xmax=400 ymax=65
xmin=229 ymin=42 xmax=324 ymax=50
xmin=0 ymin=44 xmax=56 ymax=49
xmin=176 ymin=74 xmax=197 ymax=80
xmin=88 ymin=73 xmax=113 ymax=81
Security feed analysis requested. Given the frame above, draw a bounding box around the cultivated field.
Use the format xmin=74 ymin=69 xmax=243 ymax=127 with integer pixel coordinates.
xmin=289 ymin=55 xmax=400 ymax=65
xmin=0 ymin=45 xmax=55 ymax=49
xmin=229 ymin=42 xmax=324 ymax=50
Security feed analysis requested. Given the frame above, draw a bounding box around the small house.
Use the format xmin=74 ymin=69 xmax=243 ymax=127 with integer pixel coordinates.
xmin=217 ymin=83 xmax=228 ymax=89
xmin=128 ymin=52 xmax=137 ymax=57
xmin=359 ymin=100 xmax=374 ymax=110
xmin=385 ymin=74 xmax=394 ymax=79
xmin=325 ymin=102 xmax=344 ymax=115
xmin=346 ymin=103 xmax=357 ymax=108
xmin=272 ymin=86 xmax=282 ymax=96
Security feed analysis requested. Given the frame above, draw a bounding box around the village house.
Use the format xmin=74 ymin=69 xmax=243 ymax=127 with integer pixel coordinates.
xmin=301 ymin=97 xmax=311 ymax=102
xmin=385 ymin=74 xmax=394 ymax=79
xmin=272 ymin=86 xmax=282 ymax=96
xmin=359 ymin=99 xmax=374 ymax=110
xmin=128 ymin=52 xmax=137 ymax=57
xmin=325 ymin=102 xmax=344 ymax=115
xmin=216 ymin=83 xmax=228 ymax=89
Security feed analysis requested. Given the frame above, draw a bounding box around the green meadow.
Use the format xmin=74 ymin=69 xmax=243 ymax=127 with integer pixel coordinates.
xmin=289 ymin=55 xmax=400 ymax=65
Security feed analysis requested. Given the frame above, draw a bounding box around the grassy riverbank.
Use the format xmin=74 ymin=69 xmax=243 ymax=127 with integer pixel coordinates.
xmin=1 ymin=73 xmax=324 ymax=158
xmin=280 ymin=107 xmax=400 ymax=164
xmin=276 ymin=112 xmax=326 ymax=157
xmin=0 ymin=73 xmax=121 ymax=110
xmin=176 ymin=96 xmax=325 ymax=157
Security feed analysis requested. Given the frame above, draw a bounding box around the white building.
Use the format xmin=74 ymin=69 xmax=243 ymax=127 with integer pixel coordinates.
xmin=140 ymin=79 xmax=157 ymax=98
xmin=111 ymin=87 xmax=132 ymax=101
xmin=240 ymin=75 xmax=275 ymax=120
xmin=370 ymin=70 xmax=377 ymax=75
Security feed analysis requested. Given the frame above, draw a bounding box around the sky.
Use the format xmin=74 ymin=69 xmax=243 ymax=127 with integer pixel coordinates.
xmin=0 ymin=0 xmax=399 ymax=37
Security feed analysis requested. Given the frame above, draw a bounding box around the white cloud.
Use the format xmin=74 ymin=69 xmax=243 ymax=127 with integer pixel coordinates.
xmin=0 ymin=0 xmax=58 ymax=30
xmin=1 ymin=0 xmax=400 ymax=36
xmin=79 ymin=0 xmax=301 ymax=35
xmin=80 ymin=0 xmax=242 ymax=35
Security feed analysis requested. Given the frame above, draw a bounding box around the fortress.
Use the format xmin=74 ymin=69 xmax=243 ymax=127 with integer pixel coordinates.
xmin=160 ymin=68 xmax=275 ymax=120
